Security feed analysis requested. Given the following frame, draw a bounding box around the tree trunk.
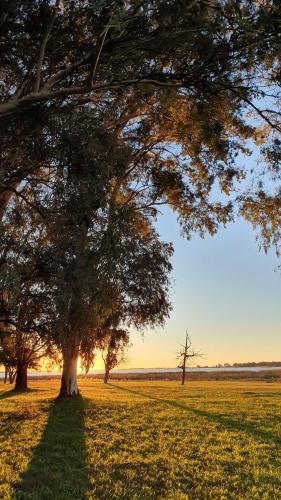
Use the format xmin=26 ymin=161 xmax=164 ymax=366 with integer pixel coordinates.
xmin=15 ymin=362 xmax=28 ymax=391
xmin=4 ymin=367 xmax=8 ymax=384
xmin=104 ymin=369 xmax=110 ymax=384
xmin=181 ymin=366 xmax=186 ymax=385
xmin=9 ymin=369 xmax=16 ymax=384
xmin=59 ymin=341 xmax=80 ymax=397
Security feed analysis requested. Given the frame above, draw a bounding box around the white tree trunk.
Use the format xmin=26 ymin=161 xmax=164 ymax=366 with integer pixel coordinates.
xmin=59 ymin=342 xmax=80 ymax=397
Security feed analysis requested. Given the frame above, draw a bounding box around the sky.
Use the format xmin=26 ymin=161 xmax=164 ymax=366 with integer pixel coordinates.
xmin=90 ymin=130 xmax=281 ymax=370
xmin=93 ymin=209 xmax=281 ymax=370
xmin=93 ymin=139 xmax=281 ymax=370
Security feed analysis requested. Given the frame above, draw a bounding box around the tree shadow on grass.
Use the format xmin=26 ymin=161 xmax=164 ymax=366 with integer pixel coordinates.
xmin=109 ymin=384 xmax=281 ymax=446
xmin=0 ymin=389 xmax=18 ymax=400
xmin=15 ymin=396 xmax=89 ymax=500
xmin=0 ymin=388 xmax=44 ymax=400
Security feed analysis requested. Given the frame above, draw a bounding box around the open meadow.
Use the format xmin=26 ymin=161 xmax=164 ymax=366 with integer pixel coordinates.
xmin=1 ymin=379 xmax=281 ymax=499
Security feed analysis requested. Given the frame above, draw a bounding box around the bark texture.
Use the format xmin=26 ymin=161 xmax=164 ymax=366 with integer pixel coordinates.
xmin=15 ymin=362 xmax=28 ymax=390
xmin=104 ymin=369 xmax=109 ymax=384
xmin=181 ymin=366 xmax=186 ymax=385
xmin=9 ymin=369 xmax=16 ymax=384
xmin=59 ymin=342 xmax=80 ymax=397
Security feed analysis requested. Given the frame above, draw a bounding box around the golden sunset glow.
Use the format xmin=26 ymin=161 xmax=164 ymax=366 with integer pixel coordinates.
xmin=1 ymin=3 xmax=281 ymax=498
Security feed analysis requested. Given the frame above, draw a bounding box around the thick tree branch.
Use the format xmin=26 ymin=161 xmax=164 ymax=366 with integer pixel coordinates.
xmin=0 ymin=77 xmax=184 ymax=118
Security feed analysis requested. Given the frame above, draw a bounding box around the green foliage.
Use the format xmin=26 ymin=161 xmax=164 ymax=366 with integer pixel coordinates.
xmin=1 ymin=0 xmax=281 ymax=236
xmin=0 ymin=200 xmax=58 ymax=382
xmin=16 ymin=112 xmax=172 ymax=369
xmin=98 ymin=328 xmax=131 ymax=377
xmin=0 ymin=333 xmax=17 ymax=369
xmin=240 ymin=189 xmax=281 ymax=254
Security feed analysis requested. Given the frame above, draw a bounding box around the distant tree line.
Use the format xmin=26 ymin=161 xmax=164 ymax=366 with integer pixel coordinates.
xmin=230 ymin=362 xmax=281 ymax=368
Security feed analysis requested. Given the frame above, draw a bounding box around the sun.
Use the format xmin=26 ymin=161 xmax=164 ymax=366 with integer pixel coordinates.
xmin=77 ymin=354 xmax=104 ymax=373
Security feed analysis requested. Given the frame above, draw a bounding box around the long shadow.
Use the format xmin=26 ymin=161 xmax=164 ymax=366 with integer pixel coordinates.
xmin=0 ymin=388 xmax=44 ymax=400
xmin=15 ymin=397 xmax=89 ymax=500
xmin=109 ymin=384 xmax=281 ymax=446
xmin=0 ymin=389 xmax=19 ymax=400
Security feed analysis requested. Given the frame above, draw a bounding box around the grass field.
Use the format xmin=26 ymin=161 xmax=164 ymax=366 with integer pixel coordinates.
xmin=1 ymin=380 xmax=281 ymax=499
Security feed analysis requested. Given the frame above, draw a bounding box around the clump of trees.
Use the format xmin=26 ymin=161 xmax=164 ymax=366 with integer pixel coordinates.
xmin=0 ymin=334 xmax=16 ymax=384
xmin=1 ymin=1 xmax=281 ymax=396
xmin=0 ymin=331 xmax=53 ymax=390
xmin=1 ymin=111 xmax=173 ymax=394
xmin=0 ymin=203 xmax=57 ymax=390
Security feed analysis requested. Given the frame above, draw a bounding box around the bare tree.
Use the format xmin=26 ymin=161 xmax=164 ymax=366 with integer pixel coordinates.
xmin=176 ymin=331 xmax=203 ymax=386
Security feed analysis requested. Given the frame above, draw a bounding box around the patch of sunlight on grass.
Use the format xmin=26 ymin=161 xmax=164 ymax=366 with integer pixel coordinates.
xmin=0 ymin=379 xmax=281 ymax=499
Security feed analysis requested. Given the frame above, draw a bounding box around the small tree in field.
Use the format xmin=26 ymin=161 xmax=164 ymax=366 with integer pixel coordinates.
xmin=4 ymin=366 xmax=16 ymax=384
xmin=0 ymin=270 xmax=56 ymax=391
xmin=0 ymin=333 xmax=16 ymax=384
xmin=99 ymin=329 xmax=130 ymax=384
xmin=177 ymin=332 xmax=202 ymax=386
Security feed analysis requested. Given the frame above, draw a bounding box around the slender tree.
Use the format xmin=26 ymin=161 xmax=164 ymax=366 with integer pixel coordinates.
xmin=176 ymin=331 xmax=203 ymax=385
xmin=99 ymin=328 xmax=130 ymax=384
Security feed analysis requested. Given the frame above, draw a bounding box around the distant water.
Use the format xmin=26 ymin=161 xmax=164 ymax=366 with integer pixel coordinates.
xmin=1 ymin=366 xmax=281 ymax=379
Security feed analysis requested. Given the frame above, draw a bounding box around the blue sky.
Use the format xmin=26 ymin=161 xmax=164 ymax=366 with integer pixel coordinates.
xmin=123 ymin=134 xmax=281 ymax=368
xmin=125 ymin=208 xmax=281 ymax=368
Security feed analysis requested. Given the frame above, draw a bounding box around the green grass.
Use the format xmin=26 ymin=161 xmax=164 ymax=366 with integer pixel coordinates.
xmin=1 ymin=380 xmax=281 ymax=499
